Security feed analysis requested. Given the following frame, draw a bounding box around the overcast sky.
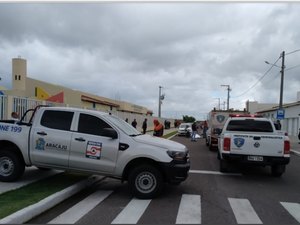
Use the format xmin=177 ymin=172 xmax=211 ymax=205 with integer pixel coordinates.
xmin=0 ymin=2 xmax=299 ymax=120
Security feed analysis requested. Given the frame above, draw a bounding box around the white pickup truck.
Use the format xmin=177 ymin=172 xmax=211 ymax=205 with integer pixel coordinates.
xmin=218 ymin=115 xmax=290 ymax=177
xmin=0 ymin=106 xmax=190 ymax=198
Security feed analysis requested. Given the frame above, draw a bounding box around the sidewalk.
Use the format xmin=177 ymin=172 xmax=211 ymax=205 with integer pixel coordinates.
xmin=289 ymin=136 xmax=300 ymax=156
xmin=146 ymin=127 xmax=178 ymax=137
xmin=0 ymin=167 xmax=62 ymax=195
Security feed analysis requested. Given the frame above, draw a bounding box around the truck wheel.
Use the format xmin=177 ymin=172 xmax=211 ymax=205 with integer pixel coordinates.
xmin=128 ymin=164 xmax=164 ymax=199
xmin=220 ymin=159 xmax=229 ymax=173
xmin=271 ymin=165 xmax=285 ymax=177
xmin=0 ymin=150 xmax=25 ymax=182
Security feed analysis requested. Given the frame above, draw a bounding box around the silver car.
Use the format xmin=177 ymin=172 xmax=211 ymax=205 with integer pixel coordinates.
xmin=178 ymin=123 xmax=192 ymax=137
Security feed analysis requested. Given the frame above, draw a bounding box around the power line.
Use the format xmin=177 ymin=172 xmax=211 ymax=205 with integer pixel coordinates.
xmin=286 ymin=49 xmax=300 ymax=55
xmin=285 ymin=64 xmax=300 ymax=71
xmin=231 ymin=56 xmax=281 ymax=98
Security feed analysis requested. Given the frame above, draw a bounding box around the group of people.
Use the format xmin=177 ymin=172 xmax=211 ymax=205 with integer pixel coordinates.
xmin=125 ymin=118 xmax=164 ymax=137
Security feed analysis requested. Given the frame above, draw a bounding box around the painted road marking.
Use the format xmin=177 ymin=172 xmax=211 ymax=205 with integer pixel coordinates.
xmin=48 ymin=190 xmax=112 ymax=224
xmin=111 ymin=199 xmax=151 ymax=224
xmin=176 ymin=194 xmax=201 ymax=224
xmin=189 ymin=170 xmax=242 ymax=176
xmin=281 ymin=202 xmax=300 ymax=222
xmin=228 ymin=198 xmax=262 ymax=224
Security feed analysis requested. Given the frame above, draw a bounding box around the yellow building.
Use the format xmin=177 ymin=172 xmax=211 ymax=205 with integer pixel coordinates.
xmin=3 ymin=57 xmax=153 ymax=116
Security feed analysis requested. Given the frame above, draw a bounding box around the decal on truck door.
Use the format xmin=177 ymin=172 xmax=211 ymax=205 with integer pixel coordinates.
xmin=86 ymin=141 xmax=102 ymax=160
xmin=36 ymin=138 xmax=46 ymax=150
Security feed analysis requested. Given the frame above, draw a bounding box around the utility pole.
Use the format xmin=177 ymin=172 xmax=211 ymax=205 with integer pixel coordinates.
xmin=158 ymin=86 xmax=165 ymax=118
xmin=214 ymin=98 xmax=221 ymax=110
xmin=279 ymin=51 xmax=285 ymax=110
xmin=221 ymin=85 xmax=231 ymax=110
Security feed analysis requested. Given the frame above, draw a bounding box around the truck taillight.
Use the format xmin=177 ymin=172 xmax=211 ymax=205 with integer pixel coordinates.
xmin=284 ymin=140 xmax=290 ymax=154
xmin=223 ymin=138 xmax=231 ymax=151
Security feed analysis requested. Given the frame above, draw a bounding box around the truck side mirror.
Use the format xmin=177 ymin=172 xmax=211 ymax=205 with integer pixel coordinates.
xmin=103 ymin=128 xmax=118 ymax=139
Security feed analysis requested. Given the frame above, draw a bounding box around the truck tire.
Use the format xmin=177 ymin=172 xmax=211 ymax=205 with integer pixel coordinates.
xmin=271 ymin=165 xmax=285 ymax=177
xmin=220 ymin=159 xmax=229 ymax=173
xmin=128 ymin=164 xmax=164 ymax=199
xmin=0 ymin=149 xmax=25 ymax=182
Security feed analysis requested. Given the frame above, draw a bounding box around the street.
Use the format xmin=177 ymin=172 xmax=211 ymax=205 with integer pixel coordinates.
xmin=28 ymin=136 xmax=300 ymax=224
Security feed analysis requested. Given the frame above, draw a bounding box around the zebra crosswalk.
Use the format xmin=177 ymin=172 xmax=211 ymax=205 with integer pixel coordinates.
xmin=46 ymin=191 xmax=300 ymax=224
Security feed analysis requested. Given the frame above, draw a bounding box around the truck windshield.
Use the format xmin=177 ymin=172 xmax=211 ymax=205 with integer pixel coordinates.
xmin=104 ymin=115 xmax=141 ymax=136
xmin=226 ymin=120 xmax=273 ymax=132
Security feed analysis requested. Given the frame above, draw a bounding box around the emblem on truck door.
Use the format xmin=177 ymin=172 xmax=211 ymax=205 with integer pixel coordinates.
xmin=234 ymin=138 xmax=245 ymax=148
xmin=254 ymin=142 xmax=260 ymax=148
xmin=216 ymin=115 xmax=225 ymax=123
xmin=35 ymin=138 xmax=45 ymax=150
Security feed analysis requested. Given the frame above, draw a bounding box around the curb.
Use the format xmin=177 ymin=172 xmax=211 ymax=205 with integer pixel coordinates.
xmin=0 ymin=175 xmax=104 ymax=224
xmin=291 ymin=149 xmax=300 ymax=156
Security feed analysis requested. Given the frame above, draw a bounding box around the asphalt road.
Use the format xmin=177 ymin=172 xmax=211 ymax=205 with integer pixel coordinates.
xmin=28 ymin=136 xmax=300 ymax=224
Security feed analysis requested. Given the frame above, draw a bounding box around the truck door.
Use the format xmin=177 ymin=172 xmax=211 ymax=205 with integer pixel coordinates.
xmin=69 ymin=113 xmax=119 ymax=174
xmin=31 ymin=110 xmax=74 ymax=167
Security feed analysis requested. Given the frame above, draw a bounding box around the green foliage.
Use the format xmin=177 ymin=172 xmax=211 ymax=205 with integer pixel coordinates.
xmin=182 ymin=115 xmax=196 ymax=123
xmin=163 ymin=131 xmax=177 ymax=139
xmin=0 ymin=172 xmax=88 ymax=219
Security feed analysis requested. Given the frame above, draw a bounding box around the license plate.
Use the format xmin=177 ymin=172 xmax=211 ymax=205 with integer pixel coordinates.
xmin=247 ymin=156 xmax=263 ymax=162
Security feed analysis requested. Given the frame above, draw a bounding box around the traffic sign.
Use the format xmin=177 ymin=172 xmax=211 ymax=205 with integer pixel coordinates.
xmin=276 ymin=109 xmax=285 ymax=120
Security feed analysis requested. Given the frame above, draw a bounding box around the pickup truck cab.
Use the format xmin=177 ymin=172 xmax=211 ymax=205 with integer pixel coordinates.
xmin=0 ymin=106 xmax=190 ymax=198
xmin=218 ymin=115 xmax=290 ymax=177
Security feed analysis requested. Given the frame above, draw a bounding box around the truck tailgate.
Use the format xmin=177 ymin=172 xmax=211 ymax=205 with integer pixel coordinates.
xmin=230 ymin=133 xmax=284 ymax=157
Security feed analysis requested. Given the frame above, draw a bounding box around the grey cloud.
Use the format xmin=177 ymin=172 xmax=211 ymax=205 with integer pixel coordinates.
xmin=0 ymin=3 xmax=300 ymax=119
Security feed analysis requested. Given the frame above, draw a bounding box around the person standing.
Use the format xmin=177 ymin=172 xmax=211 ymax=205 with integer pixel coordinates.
xmin=153 ymin=119 xmax=164 ymax=137
xmin=203 ymin=120 xmax=208 ymax=139
xmin=142 ymin=118 xmax=147 ymax=134
xmin=191 ymin=122 xmax=197 ymax=142
xmin=131 ymin=119 xmax=137 ymax=128
xmin=277 ymin=120 xmax=282 ymax=130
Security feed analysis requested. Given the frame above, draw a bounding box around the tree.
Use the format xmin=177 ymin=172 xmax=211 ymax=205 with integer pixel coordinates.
xmin=183 ymin=115 xmax=196 ymax=123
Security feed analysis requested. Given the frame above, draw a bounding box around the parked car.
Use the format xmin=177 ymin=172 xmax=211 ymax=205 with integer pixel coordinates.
xmin=178 ymin=123 xmax=192 ymax=137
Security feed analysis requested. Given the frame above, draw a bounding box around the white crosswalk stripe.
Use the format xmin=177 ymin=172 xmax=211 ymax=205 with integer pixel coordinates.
xmin=48 ymin=190 xmax=113 ymax=224
xmin=44 ymin=190 xmax=300 ymax=224
xmin=176 ymin=194 xmax=201 ymax=224
xmin=111 ymin=198 xmax=151 ymax=224
xmin=280 ymin=202 xmax=300 ymax=223
xmin=228 ymin=198 xmax=262 ymax=224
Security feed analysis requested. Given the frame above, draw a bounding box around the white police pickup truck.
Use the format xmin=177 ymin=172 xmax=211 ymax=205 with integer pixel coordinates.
xmin=0 ymin=106 xmax=190 ymax=198
xmin=218 ymin=115 xmax=290 ymax=177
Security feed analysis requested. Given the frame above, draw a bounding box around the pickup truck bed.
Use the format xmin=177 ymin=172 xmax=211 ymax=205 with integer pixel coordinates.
xmin=218 ymin=116 xmax=290 ymax=177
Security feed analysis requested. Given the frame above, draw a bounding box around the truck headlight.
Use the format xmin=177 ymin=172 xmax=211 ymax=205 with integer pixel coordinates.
xmin=167 ymin=150 xmax=187 ymax=161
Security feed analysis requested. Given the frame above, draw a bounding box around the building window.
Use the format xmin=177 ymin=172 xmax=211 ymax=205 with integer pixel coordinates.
xmin=18 ymin=75 xmax=21 ymax=80
xmin=15 ymin=75 xmax=17 ymax=80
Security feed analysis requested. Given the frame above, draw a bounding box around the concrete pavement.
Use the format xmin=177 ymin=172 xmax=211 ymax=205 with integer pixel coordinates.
xmin=289 ymin=135 xmax=300 ymax=156
xmin=0 ymin=167 xmax=62 ymax=195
